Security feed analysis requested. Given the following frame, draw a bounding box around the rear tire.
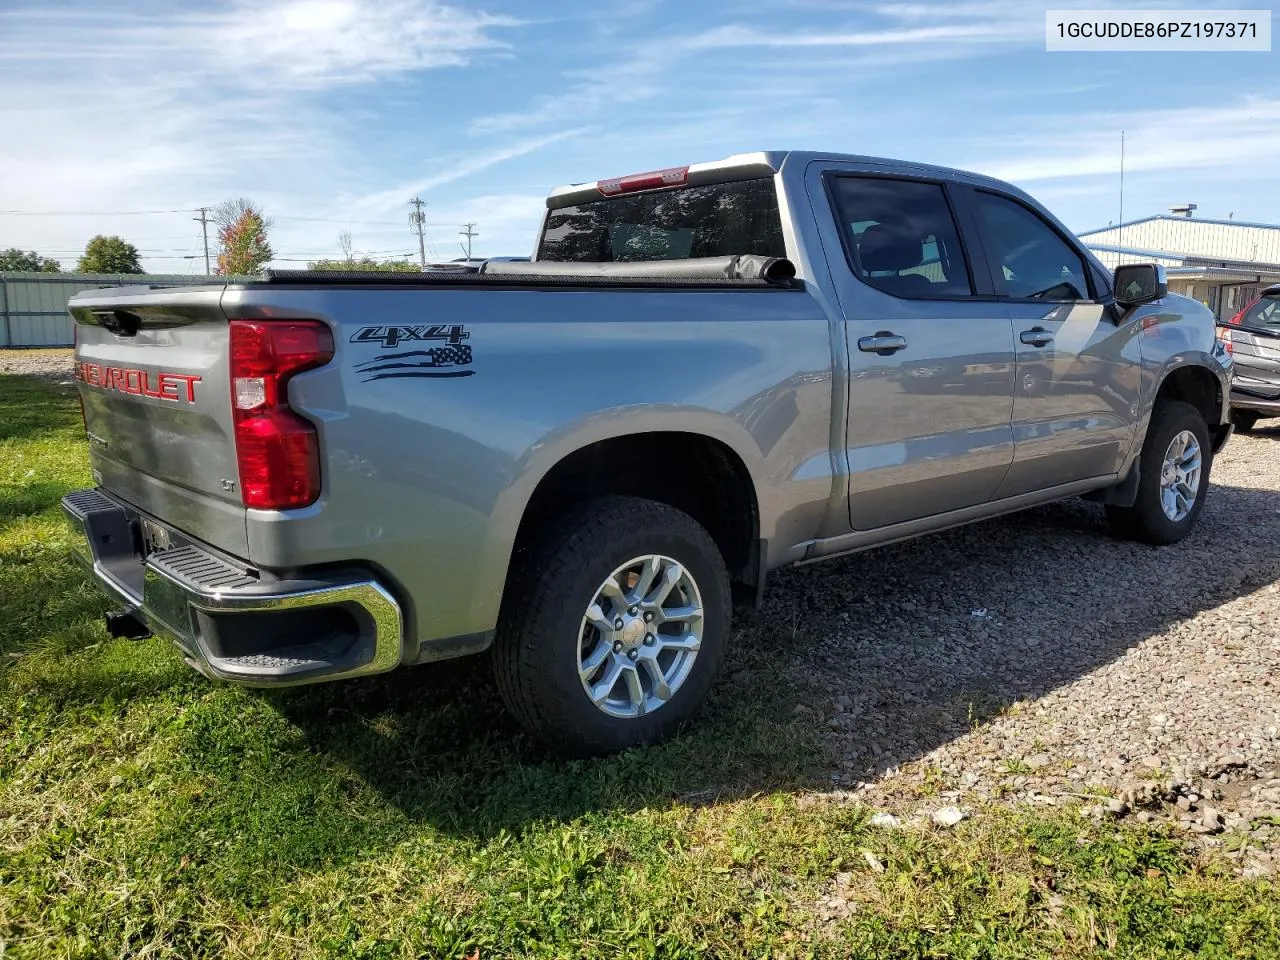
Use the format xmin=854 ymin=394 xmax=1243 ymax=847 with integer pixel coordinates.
xmin=1231 ymin=410 xmax=1259 ymax=433
xmin=493 ymin=496 xmax=730 ymax=756
xmin=1107 ymin=400 xmax=1212 ymax=545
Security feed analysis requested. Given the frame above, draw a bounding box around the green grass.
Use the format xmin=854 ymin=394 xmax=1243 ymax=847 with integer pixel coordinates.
xmin=2 ymin=373 xmax=1278 ymax=959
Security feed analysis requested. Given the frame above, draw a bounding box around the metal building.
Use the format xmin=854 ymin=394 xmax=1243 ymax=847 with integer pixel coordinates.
xmin=1080 ymin=211 xmax=1280 ymax=321
xmin=0 ymin=272 xmax=219 ymax=348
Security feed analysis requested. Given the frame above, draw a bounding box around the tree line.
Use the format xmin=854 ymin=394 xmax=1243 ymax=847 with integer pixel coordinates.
xmin=0 ymin=199 xmax=421 ymax=276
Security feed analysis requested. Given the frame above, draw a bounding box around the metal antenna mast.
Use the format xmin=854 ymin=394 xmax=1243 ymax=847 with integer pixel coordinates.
xmin=1118 ymin=130 xmax=1126 ymax=255
xmin=409 ymin=197 xmax=428 ymax=270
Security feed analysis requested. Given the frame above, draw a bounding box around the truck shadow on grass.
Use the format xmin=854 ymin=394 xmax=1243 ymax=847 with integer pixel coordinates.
xmin=250 ymin=473 xmax=1280 ymax=851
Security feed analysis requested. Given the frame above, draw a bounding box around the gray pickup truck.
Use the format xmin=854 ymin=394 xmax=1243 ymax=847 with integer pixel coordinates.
xmin=63 ymin=150 xmax=1233 ymax=754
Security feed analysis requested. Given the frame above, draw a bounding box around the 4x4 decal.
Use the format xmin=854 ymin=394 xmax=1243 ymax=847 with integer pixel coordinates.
xmin=350 ymin=324 xmax=468 ymax=348
xmin=351 ymin=323 xmax=476 ymax=382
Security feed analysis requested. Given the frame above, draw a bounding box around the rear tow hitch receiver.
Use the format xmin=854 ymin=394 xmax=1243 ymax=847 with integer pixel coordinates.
xmin=105 ymin=610 xmax=151 ymax=640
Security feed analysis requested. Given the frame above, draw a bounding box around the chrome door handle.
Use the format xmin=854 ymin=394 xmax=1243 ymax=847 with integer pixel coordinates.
xmin=857 ymin=332 xmax=908 ymax=355
xmin=1020 ymin=327 xmax=1055 ymax=347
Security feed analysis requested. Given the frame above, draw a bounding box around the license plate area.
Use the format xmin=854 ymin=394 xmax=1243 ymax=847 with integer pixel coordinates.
xmin=139 ymin=516 xmax=173 ymax=557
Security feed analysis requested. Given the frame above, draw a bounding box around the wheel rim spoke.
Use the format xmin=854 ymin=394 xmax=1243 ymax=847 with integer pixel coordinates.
xmin=579 ymin=642 xmax=611 ymax=680
xmin=640 ymin=657 xmax=672 ymax=701
xmin=655 ymin=603 xmax=702 ymax=625
xmin=629 ymin=556 xmax=662 ymax=605
xmin=589 ymin=659 xmax=624 ymax=705
xmin=648 ymin=561 xmax=683 ymax=607
xmin=622 ymin=666 xmax=646 ymax=715
xmin=599 ymin=576 xmax=627 ymax=609
xmin=584 ymin=602 xmax=614 ymax=635
xmin=658 ymin=633 xmax=701 ymax=653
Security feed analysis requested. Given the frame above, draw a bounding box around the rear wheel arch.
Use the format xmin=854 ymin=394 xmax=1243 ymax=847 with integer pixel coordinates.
xmin=505 ymin=431 xmax=762 ymax=600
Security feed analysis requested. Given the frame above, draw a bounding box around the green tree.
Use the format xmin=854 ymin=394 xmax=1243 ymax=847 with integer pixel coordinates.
xmin=216 ymin=205 xmax=273 ymax=275
xmin=77 ymin=235 xmax=143 ymax=274
xmin=0 ymin=248 xmax=62 ymax=272
xmin=308 ymin=257 xmax=420 ymax=272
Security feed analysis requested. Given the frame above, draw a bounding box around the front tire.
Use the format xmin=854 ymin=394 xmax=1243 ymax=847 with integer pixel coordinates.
xmin=1107 ymin=400 xmax=1212 ymax=545
xmin=493 ymin=496 xmax=730 ymax=756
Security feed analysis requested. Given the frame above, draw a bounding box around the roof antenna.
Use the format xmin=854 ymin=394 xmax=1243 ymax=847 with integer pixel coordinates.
xmin=1117 ymin=130 xmax=1125 ymax=258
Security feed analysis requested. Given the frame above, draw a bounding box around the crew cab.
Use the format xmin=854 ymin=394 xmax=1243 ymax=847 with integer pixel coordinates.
xmin=62 ymin=151 xmax=1233 ymax=754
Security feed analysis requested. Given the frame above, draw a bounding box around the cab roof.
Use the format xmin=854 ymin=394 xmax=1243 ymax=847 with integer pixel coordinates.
xmin=544 ymin=150 xmax=1025 ymax=209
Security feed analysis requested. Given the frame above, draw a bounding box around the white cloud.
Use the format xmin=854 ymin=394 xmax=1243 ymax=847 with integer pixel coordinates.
xmin=0 ymin=1 xmax=518 ymax=89
xmin=0 ymin=1 xmax=525 ymax=271
xmin=976 ymin=98 xmax=1280 ymax=184
xmin=211 ymin=0 xmax=519 ymax=88
xmin=348 ymin=131 xmax=586 ymax=214
xmin=468 ymin=43 xmax=670 ymax=136
xmin=680 ymin=21 xmax=1030 ymax=50
xmin=467 ymin=5 xmax=1036 ymax=138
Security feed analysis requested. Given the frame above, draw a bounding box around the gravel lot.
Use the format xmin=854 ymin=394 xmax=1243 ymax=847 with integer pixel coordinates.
xmin=0 ymin=349 xmax=73 ymax=383
xmin=769 ymin=425 xmax=1280 ymax=876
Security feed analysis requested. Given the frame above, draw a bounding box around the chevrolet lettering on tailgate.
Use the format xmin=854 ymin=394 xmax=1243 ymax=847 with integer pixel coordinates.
xmin=75 ymin=362 xmax=201 ymax=403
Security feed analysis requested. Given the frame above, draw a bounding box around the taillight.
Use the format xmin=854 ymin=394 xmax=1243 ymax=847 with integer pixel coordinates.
xmin=228 ymin=320 xmax=333 ymax=509
xmin=1216 ymin=324 xmax=1234 ymax=355
xmin=597 ymin=165 xmax=689 ymax=196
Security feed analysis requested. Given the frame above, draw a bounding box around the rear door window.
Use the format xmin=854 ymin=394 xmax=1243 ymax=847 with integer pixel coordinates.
xmin=537 ymin=177 xmax=785 ymax=262
xmin=828 ymin=176 xmax=974 ymax=298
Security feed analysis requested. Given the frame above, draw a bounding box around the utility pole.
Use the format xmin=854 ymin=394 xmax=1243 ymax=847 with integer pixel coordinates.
xmin=460 ymin=222 xmax=479 ymax=260
xmin=194 ymin=207 xmax=211 ymax=275
xmin=408 ymin=197 xmax=427 ymax=270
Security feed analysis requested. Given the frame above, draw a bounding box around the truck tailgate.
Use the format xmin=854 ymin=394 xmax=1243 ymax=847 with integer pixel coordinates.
xmin=69 ymin=286 xmax=250 ymax=559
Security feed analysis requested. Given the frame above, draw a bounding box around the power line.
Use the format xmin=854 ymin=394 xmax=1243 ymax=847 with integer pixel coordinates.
xmin=273 ymin=214 xmax=458 ymax=227
xmin=0 ymin=208 xmax=201 ymax=216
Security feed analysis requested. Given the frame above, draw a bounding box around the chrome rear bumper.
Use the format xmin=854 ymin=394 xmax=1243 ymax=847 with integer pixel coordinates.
xmin=62 ymin=488 xmax=404 ymax=686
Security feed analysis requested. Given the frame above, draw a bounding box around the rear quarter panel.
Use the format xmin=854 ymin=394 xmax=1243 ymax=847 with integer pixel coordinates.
xmin=221 ymin=284 xmax=838 ymax=651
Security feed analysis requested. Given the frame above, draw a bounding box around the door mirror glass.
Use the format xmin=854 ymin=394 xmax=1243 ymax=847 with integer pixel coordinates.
xmin=1113 ymin=264 xmax=1168 ymax=307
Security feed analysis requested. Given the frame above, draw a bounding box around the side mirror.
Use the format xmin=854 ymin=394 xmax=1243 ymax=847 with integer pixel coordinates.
xmin=1113 ymin=263 xmax=1168 ymax=307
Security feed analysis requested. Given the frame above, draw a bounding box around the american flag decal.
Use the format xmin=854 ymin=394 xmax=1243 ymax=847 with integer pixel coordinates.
xmin=353 ymin=338 xmax=477 ymax=382
xmin=429 ymin=345 xmax=473 ymax=366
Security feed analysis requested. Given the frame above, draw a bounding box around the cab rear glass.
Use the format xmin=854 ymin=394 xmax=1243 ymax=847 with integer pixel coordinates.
xmin=537 ymin=177 xmax=785 ymax=262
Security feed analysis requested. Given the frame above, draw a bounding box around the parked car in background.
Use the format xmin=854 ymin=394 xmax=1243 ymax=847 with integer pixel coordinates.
xmin=62 ymin=150 xmax=1233 ymax=755
xmin=1218 ymin=283 xmax=1280 ymax=432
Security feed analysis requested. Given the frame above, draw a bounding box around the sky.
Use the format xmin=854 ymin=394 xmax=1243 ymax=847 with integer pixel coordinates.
xmin=0 ymin=0 xmax=1277 ymax=273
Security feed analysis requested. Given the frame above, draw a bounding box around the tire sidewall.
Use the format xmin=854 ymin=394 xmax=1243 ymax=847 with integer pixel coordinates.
xmin=517 ymin=516 xmax=730 ymax=753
